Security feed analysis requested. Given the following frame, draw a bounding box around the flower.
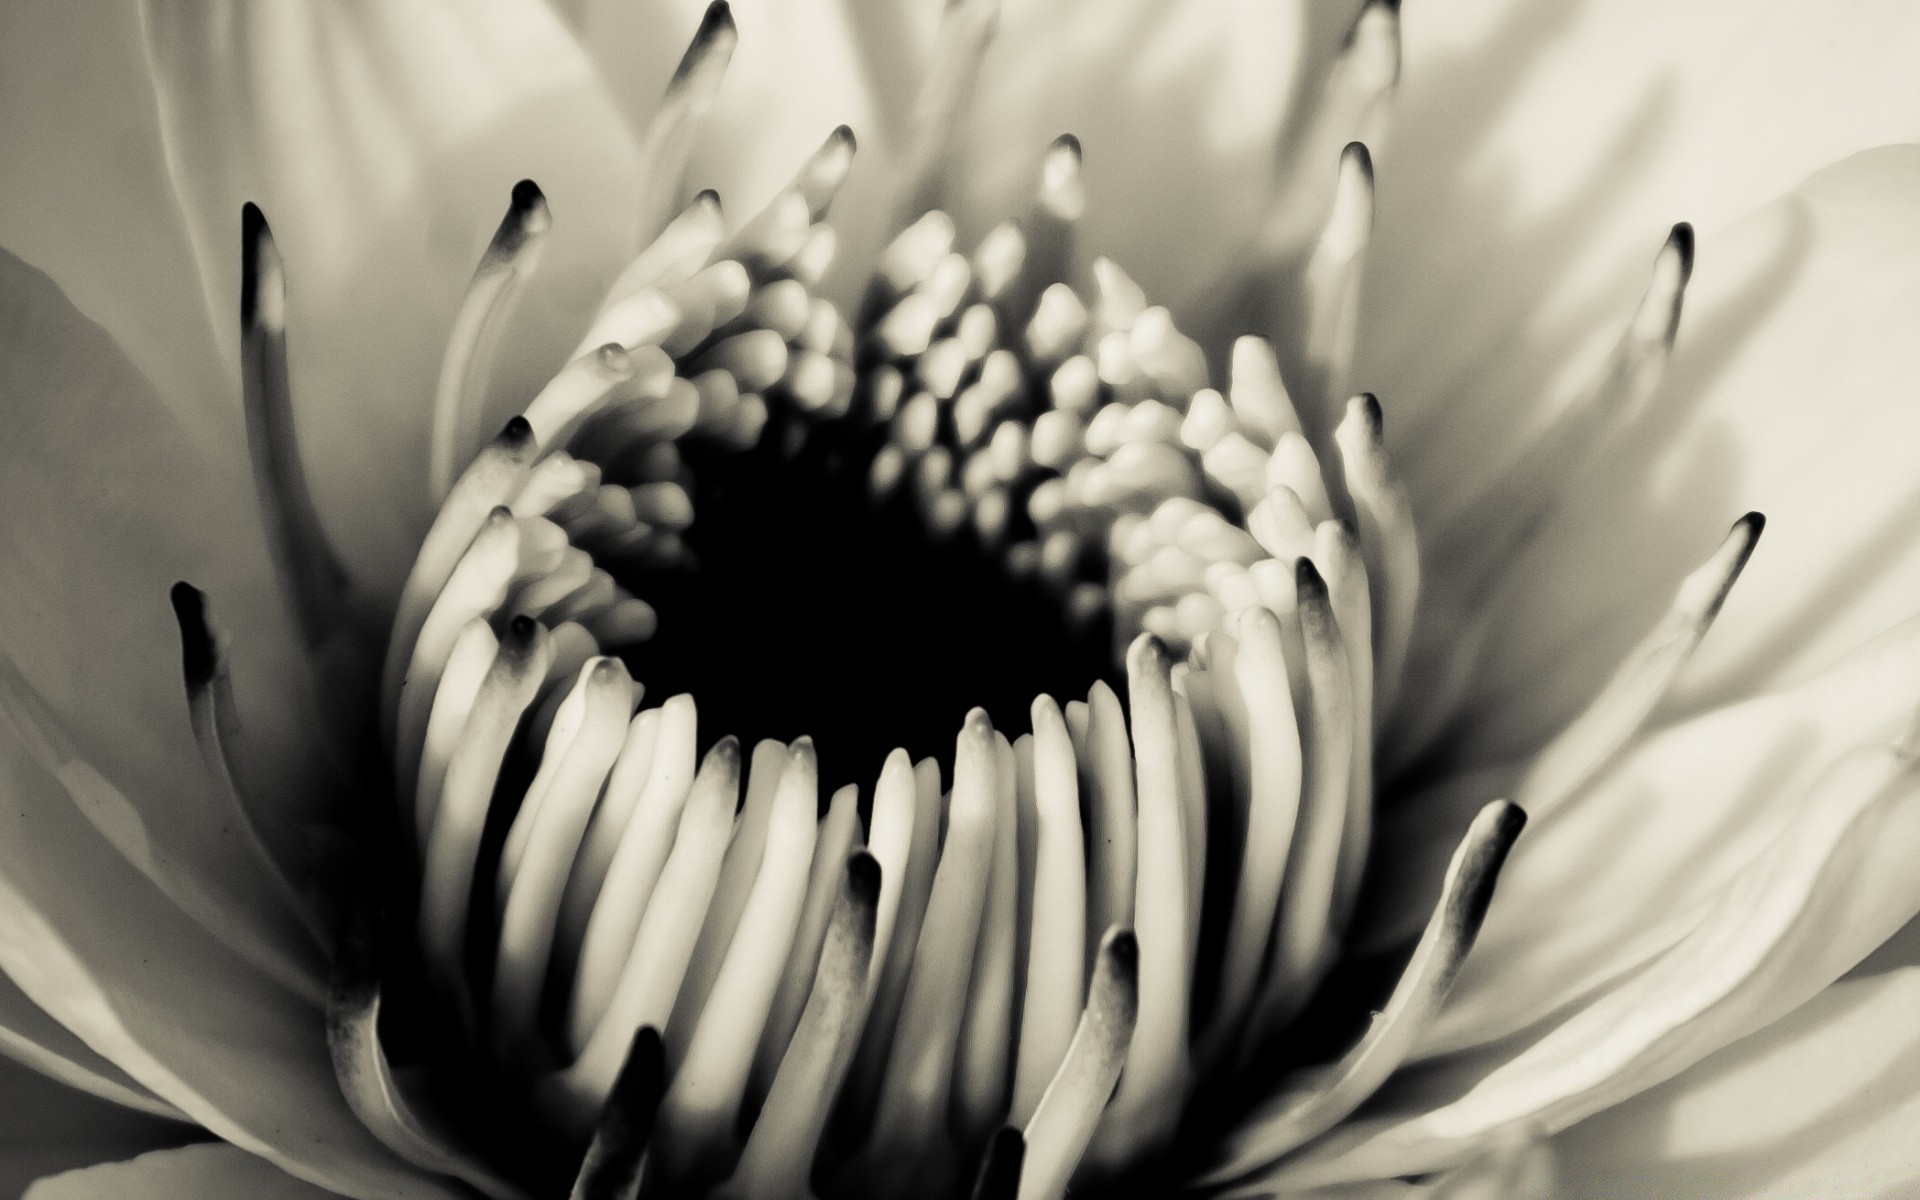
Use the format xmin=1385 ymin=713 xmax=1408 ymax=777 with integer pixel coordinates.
xmin=4 ymin=0 xmax=1920 ymax=1198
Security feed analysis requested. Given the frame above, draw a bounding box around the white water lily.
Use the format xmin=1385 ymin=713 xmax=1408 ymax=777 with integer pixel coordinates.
xmin=4 ymin=1 xmax=1920 ymax=1198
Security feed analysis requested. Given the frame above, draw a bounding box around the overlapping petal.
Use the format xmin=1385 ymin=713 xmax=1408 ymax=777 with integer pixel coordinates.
xmin=1 ymin=971 xmax=181 ymax=1120
xmin=0 ymin=731 xmax=461 ymax=1200
xmin=1362 ymin=612 xmax=1920 ymax=1054
xmin=0 ymin=1056 xmax=192 ymax=1200
xmin=1397 ymin=143 xmax=1920 ymax=773
xmin=0 ymin=1 xmax=225 ymax=428
xmin=1366 ymin=0 xmax=1920 ymax=511
xmin=26 ymin=1143 xmax=341 ymax=1200
xmin=1549 ymin=966 xmax=1920 ymax=1198
xmin=0 ymin=249 xmax=328 ymax=956
xmin=141 ymin=0 xmax=644 ymax=594
xmin=1272 ymin=717 xmax=1920 ymax=1185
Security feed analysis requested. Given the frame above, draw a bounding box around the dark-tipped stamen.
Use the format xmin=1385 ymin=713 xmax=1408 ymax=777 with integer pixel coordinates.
xmin=1333 ymin=393 xmax=1420 ymax=714
xmin=1198 ymin=801 xmax=1526 ymax=1186
xmin=328 ymin=910 xmax=528 ymax=1200
xmin=971 ymin=1127 xmax=1026 ymax=1200
xmin=170 ymin=581 xmax=327 ymax=956
xmin=429 ymin=181 xmax=551 ymax=501
xmin=896 ymin=0 xmax=999 ymax=223
xmin=1018 ymin=928 xmax=1139 ymax=1200
xmin=240 ymin=203 xmax=353 ymax=652
xmin=635 ymin=2 xmax=738 ymax=239
xmin=569 ymin=1028 xmax=667 ymax=1200
xmin=1516 ymin=512 xmax=1764 ymax=820
xmin=1441 ymin=223 xmax=1694 ymax=586
xmin=728 ymin=850 xmax=883 ymax=1199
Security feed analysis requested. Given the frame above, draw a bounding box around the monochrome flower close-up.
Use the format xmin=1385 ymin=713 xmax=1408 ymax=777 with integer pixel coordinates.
xmin=6 ymin=1 xmax=1920 ymax=1197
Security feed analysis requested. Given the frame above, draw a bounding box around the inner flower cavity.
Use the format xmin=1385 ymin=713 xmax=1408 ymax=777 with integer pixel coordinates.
xmin=367 ymin=119 xmax=1408 ymax=1196
xmin=179 ymin=4 xmax=1774 ymax=1199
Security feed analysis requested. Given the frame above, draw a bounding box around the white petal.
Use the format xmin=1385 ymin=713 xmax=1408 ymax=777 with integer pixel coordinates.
xmin=0 ymin=4 xmax=223 ymax=424
xmin=1403 ymin=612 xmax=1920 ymax=1058
xmin=0 ymin=733 xmax=460 ymax=1200
xmin=0 ymin=250 xmax=330 ymax=960
xmin=1275 ymin=726 xmax=1920 ymax=1186
xmin=1366 ymin=0 xmax=1920 ymax=499
xmin=141 ymin=0 xmax=643 ymax=593
xmin=958 ymin=0 xmax=1326 ymax=314
xmin=684 ymin=0 xmax=897 ymax=302
xmin=26 ymin=1143 xmax=341 ymax=1200
xmin=1 ymin=970 xmax=181 ymax=1120
xmin=1408 ymin=144 xmax=1920 ymax=770
xmin=0 ymin=1057 xmax=192 ymax=1200
xmin=1549 ymin=967 xmax=1920 ymax=1198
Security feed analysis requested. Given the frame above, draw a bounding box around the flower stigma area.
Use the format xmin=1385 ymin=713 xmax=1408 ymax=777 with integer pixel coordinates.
xmin=182 ymin=4 xmax=1770 ymax=1199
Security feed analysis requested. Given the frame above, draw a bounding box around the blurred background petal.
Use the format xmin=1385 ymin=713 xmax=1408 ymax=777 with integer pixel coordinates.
xmin=0 ymin=731 xmax=460 ymax=1200
xmin=1364 ymin=0 xmax=1920 ymax=491
xmin=142 ymin=0 xmax=644 ymax=596
xmin=0 ymin=1057 xmax=196 ymax=1200
xmin=1549 ymin=966 xmax=1920 ymax=1198
xmin=26 ymin=1142 xmax=344 ymax=1200
xmin=0 ymin=1 xmax=225 ymax=434
xmin=1398 ymin=144 xmax=1920 ymax=775
xmin=0 ymin=249 xmax=335 ymax=937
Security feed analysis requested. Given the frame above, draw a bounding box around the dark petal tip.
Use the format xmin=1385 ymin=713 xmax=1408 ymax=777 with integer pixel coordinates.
xmin=239 ymin=203 xmax=273 ymax=326
xmin=971 ymin=1127 xmax=1026 ymax=1200
xmin=1294 ymin=554 xmax=1328 ymax=596
xmin=499 ymin=414 xmax=535 ymax=447
xmin=169 ymin=581 xmax=219 ymax=689
xmin=848 ymin=849 xmax=883 ymax=904
xmin=509 ymin=178 xmax=546 ymax=214
xmin=1668 ymin=222 xmax=1695 ymax=281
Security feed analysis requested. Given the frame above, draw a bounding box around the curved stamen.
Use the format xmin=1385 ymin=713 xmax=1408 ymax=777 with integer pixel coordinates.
xmin=635 ymin=2 xmax=738 ymax=239
xmin=240 ymin=204 xmax=353 ymax=651
xmin=430 ymin=181 xmax=551 ymax=501
xmin=169 ymin=581 xmax=326 ymax=947
xmin=1198 ymin=800 xmax=1527 ymax=1186
xmin=726 ymin=851 xmax=882 ymax=1200
xmin=570 ymin=1027 xmax=666 ymax=1200
xmin=1018 ymin=928 xmax=1139 ymax=1200
xmin=1517 ymin=512 xmax=1765 ymax=820
xmin=655 ymin=741 xmax=821 ymax=1186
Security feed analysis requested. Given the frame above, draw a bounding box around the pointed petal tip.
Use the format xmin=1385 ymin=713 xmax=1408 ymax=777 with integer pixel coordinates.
xmin=1353 ymin=391 xmax=1385 ymax=436
xmin=699 ymin=0 xmax=736 ymax=37
xmin=505 ymin=613 xmax=542 ymax=647
xmin=239 ymin=201 xmax=279 ymax=329
xmin=708 ymin=733 xmax=743 ymax=769
xmin=1295 ymin=554 xmax=1329 ymax=597
xmin=972 ymin=1126 xmax=1026 ymax=1200
xmin=1049 ymin=132 xmax=1082 ymax=159
xmin=510 ymin=178 xmax=547 ymax=214
xmin=168 ymin=580 xmax=219 ymax=690
xmin=498 ymin=414 xmax=536 ymax=449
xmin=848 ymin=849 xmax=883 ymax=905
xmin=1668 ymin=221 xmax=1696 ymax=280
